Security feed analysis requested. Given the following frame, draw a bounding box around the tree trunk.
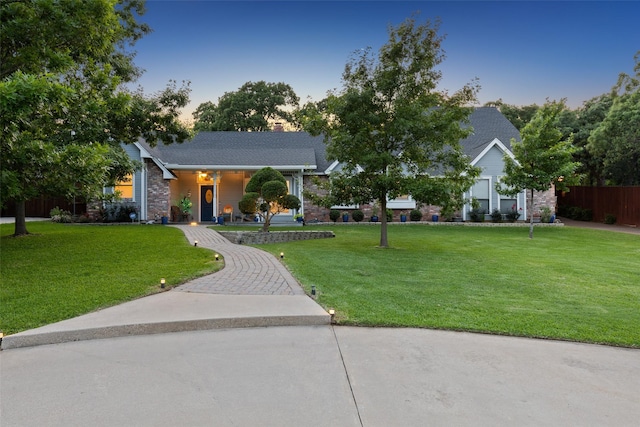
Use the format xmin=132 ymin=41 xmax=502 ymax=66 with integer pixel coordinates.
xmin=529 ymin=188 xmax=534 ymax=239
xmin=14 ymin=199 xmax=29 ymax=236
xmin=379 ymin=197 xmax=389 ymax=248
xmin=262 ymin=212 xmax=270 ymax=232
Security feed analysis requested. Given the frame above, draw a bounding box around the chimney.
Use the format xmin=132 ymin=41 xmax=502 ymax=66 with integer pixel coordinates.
xmin=273 ymin=122 xmax=284 ymax=132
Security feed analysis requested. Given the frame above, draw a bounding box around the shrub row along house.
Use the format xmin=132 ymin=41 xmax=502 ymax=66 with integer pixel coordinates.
xmin=102 ymin=107 xmax=555 ymax=223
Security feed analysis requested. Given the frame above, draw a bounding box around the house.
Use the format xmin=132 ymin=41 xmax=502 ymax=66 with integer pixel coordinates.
xmin=109 ymin=132 xmax=331 ymax=223
xmin=107 ymin=107 xmax=553 ymax=223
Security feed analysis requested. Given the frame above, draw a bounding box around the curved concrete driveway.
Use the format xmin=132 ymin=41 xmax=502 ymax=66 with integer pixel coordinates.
xmin=1 ymin=224 xmax=639 ymax=426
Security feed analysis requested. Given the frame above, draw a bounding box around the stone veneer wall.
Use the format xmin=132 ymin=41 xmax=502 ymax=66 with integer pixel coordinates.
xmin=145 ymin=159 xmax=171 ymax=220
xmin=302 ymin=176 xmax=445 ymax=222
xmin=302 ymin=175 xmax=330 ymax=222
xmin=530 ymin=186 xmax=557 ymax=219
xmin=302 ymin=176 xmax=557 ymax=222
xmin=218 ymin=230 xmax=335 ymax=245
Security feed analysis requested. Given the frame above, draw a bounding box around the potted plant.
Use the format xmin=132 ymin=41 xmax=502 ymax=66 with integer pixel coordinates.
xmin=400 ymin=211 xmax=407 ymax=222
xmin=293 ymin=213 xmax=304 ymax=223
xmin=329 ymin=209 xmax=340 ymax=223
xmin=342 ymin=211 xmax=349 ymax=222
xmin=370 ymin=202 xmax=379 ymax=222
xmin=352 ymin=209 xmax=364 ymax=222
xmin=178 ymin=195 xmax=192 ymax=222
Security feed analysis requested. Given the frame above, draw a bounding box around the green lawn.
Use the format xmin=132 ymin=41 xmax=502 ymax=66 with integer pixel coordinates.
xmin=2 ymin=222 xmax=638 ymax=348
xmin=0 ymin=222 xmax=220 ymax=335
xmin=254 ymin=225 xmax=640 ymax=347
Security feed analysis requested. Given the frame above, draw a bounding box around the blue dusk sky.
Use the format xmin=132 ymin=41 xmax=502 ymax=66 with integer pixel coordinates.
xmin=131 ymin=1 xmax=640 ymax=121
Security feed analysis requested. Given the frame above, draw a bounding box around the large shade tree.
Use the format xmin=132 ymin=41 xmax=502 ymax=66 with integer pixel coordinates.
xmin=193 ymin=81 xmax=300 ymax=131
xmin=300 ymin=16 xmax=480 ymax=247
xmin=0 ymin=0 xmax=192 ymax=236
xmin=588 ymin=52 xmax=640 ymax=186
xmin=497 ymin=100 xmax=580 ymax=239
xmin=238 ymin=167 xmax=301 ymax=232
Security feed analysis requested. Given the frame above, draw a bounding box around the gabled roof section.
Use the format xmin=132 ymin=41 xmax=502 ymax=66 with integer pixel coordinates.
xmin=138 ymin=132 xmax=330 ymax=172
xmin=460 ymin=107 xmax=521 ymax=160
xmin=470 ymin=137 xmax=517 ymax=166
xmin=134 ymin=142 xmax=177 ymax=179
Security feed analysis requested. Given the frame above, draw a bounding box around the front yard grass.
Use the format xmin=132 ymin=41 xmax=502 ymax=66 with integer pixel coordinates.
xmin=255 ymin=225 xmax=640 ymax=347
xmin=2 ymin=222 xmax=638 ymax=347
xmin=0 ymin=222 xmax=220 ymax=335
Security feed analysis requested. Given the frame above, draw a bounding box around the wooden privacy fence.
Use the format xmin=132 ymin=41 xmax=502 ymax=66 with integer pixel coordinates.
xmin=557 ymin=186 xmax=640 ymax=227
xmin=1 ymin=197 xmax=86 ymax=218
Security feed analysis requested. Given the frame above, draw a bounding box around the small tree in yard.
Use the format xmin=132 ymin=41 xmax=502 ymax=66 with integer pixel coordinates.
xmin=497 ymin=100 xmax=580 ymax=239
xmin=300 ymin=16 xmax=480 ymax=248
xmin=238 ymin=167 xmax=301 ymax=232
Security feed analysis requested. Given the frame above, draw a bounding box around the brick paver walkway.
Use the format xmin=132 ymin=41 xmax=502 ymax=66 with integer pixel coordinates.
xmin=170 ymin=225 xmax=305 ymax=295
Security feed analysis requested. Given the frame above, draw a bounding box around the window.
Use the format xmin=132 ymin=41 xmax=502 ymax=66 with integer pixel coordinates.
xmin=471 ymin=179 xmax=490 ymax=212
xmin=115 ymin=174 xmax=133 ymax=199
xmin=497 ymin=177 xmax=516 ymax=213
xmin=500 ymin=199 xmax=517 ymax=213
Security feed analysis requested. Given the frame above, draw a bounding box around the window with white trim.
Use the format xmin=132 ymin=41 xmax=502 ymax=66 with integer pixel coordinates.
xmin=471 ymin=179 xmax=490 ymax=213
xmin=115 ymin=174 xmax=133 ymax=200
xmin=497 ymin=177 xmax=517 ymax=213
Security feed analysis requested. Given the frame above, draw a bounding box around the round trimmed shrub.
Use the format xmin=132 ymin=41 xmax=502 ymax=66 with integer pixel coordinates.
xmin=410 ymin=209 xmax=422 ymax=221
xmin=352 ymin=209 xmax=364 ymax=222
xmin=329 ymin=209 xmax=340 ymax=222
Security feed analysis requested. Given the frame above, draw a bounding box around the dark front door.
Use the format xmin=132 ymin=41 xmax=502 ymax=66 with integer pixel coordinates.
xmin=200 ymin=185 xmax=214 ymax=222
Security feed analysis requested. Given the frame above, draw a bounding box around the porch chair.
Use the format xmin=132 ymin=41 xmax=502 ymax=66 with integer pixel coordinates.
xmin=223 ymin=205 xmax=233 ymax=223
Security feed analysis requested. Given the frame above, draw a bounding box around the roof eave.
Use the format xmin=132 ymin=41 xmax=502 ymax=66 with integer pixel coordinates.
xmin=164 ymin=164 xmax=318 ymax=171
xmin=470 ymin=138 xmax=519 ymax=167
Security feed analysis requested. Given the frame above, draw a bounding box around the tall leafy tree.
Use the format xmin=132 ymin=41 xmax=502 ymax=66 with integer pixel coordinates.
xmin=588 ymin=52 xmax=640 ymax=186
xmin=193 ymin=81 xmax=300 ymax=131
xmin=0 ymin=0 xmax=191 ymax=236
xmin=497 ymin=100 xmax=580 ymax=239
xmin=300 ymin=16 xmax=480 ymax=248
xmin=561 ymin=94 xmax=613 ymax=186
xmin=238 ymin=167 xmax=301 ymax=232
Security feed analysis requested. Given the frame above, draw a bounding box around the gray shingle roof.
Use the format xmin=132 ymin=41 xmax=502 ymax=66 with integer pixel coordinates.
xmin=460 ymin=107 xmax=521 ymax=160
xmin=140 ymin=131 xmax=331 ymax=171
xmin=139 ymin=108 xmax=519 ymax=173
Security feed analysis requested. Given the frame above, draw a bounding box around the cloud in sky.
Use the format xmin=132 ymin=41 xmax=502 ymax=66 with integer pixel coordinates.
xmin=131 ymin=1 xmax=640 ymax=120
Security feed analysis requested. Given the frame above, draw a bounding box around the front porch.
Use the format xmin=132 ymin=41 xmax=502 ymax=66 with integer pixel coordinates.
xmin=166 ymin=170 xmax=304 ymax=224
